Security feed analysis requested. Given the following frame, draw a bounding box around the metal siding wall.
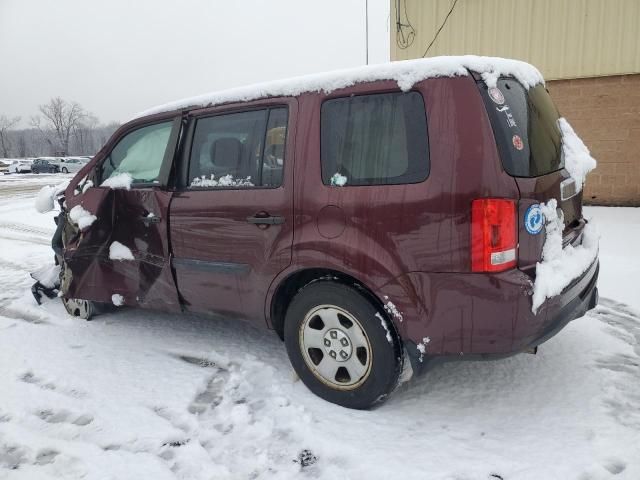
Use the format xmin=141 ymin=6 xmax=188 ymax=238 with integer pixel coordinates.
xmin=391 ymin=0 xmax=640 ymax=79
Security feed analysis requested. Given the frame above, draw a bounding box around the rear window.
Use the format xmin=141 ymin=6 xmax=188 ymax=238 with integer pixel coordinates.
xmin=321 ymin=91 xmax=429 ymax=186
xmin=479 ymin=79 xmax=563 ymax=177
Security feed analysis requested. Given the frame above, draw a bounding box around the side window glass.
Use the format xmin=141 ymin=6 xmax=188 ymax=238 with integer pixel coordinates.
xmin=101 ymin=121 xmax=173 ymax=184
xmin=321 ymin=92 xmax=429 ymax=186
xmin=188 ymin=107 xmax=288 ymax=189
xmin=261 ymin=108 xmax=287 ymax=187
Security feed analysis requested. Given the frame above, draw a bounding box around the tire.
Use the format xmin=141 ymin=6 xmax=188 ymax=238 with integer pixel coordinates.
xmin=62 ymin=297 xmax=95 ymax=320
xmin=62 ymin=167 xmax=68 ymax=173
xmin=284 ymin=282 xmax=403 ymax=409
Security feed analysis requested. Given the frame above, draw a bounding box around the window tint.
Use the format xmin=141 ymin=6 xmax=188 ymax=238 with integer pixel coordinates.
xmin=101 ymin=121 xmax=173 ymax=184
xmin=321 ymin=92 xmax=429 ymax=186
xmin=188 ymin=107 xmax=288 ymax=188
xmin=480 ymin=80 xmax=563 ymax=177
xmin=528 ymin=85 xmax=563 ymax=176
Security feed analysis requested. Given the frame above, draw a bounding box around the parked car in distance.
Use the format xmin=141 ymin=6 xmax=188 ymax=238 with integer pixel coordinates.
xmin=52 ymin=56 xmax=599 ymax=409
xmin=31 ymin=158 xmax=60 ymax=174
xmin=0 ymin=160 xmax=10 ymax=174
xmin=57 ymin=157 xmax=89 ymax=174
xmin=8 ymin=159 xmax=32 ymax=173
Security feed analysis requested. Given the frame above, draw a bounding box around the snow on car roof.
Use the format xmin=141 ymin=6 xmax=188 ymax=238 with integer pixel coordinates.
xmin=133 ymin=55 xmax=544 ymax=120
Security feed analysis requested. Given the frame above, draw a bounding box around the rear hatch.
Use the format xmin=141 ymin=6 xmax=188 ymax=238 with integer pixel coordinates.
xmin=477 ymin=77 xmax=585 ymax=275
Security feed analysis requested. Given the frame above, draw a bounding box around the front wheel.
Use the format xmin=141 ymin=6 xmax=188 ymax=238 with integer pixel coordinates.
xmin=62 ymin=167 xmax=68 ymax=173
xmin=284 ymin=282 xmax=402 ymax=409
xmin=62 ymin=297 xmax=95 ymax=320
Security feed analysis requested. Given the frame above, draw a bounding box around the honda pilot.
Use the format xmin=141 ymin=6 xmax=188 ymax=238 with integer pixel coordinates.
xmin=38 ymin=56 xmax=599 ymax=409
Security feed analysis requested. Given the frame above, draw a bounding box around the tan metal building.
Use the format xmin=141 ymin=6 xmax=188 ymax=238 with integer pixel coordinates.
xmin=391 ymin=0 xmax=640 ymax=205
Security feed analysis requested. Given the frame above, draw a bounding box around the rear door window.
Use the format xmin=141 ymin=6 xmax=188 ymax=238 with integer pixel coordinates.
xmin=480 ymin=79 xmax=563 ymax=177
xmin=321 ymin=91 xmax=429 ymax=186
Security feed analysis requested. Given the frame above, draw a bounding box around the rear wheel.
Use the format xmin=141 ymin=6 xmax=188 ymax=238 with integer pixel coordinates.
xmin=284 ymin=282 xmax=402 ymax=409
xmin=62 ymin=297 xmax=95 ymax=320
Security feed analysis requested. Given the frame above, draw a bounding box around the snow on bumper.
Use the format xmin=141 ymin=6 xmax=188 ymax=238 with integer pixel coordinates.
xmin=532 ymin=200 xmax=599 ymax=314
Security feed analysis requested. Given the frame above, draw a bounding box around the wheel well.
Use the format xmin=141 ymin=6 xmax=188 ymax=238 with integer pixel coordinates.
xmin=270 ymin=268 xmax=387 ymax=341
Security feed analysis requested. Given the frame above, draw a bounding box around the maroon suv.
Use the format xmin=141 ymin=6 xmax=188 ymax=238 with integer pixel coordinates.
xmin=49 ymin=56 xmax=599 ymax=409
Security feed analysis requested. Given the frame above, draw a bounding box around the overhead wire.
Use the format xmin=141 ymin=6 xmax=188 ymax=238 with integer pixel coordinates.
xmin=422 ymin=0 xmax=460 ymax=57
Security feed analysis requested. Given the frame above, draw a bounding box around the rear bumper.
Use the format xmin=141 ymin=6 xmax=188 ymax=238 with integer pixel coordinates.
xmin=387 ymin=258 xmax=599 ymax=372
xmin=523 ymin=262 xmax=598 ymax=349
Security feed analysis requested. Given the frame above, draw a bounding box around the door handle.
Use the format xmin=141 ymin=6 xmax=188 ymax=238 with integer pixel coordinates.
xmin=246 ymin=214 xmax=285 ymax=225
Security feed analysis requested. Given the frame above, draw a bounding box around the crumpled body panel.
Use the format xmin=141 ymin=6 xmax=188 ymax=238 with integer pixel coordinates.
xmin=62 ymin=187 xmax=181 ymax=312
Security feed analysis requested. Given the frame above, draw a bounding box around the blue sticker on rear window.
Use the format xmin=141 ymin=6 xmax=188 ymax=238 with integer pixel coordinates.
xmin=525 ymin=204 xmax=544 ymax=235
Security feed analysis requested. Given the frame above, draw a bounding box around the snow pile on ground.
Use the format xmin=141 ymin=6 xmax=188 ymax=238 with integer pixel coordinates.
xmin=109 ymin=241 xmax=134 ymax=261
xmin=190 ymin=174 xmax=254 ymax=188
xmin=532 ymin=199 xmax=600 ymax=313
xmin=31 ymin=265 xmax=61 ymax=289
xmin=558 ymin=118 xmax=597 ymax=191
xmin=134 ymin=56 xmax=544 ymax=119
xmin=100 ymin=173 xmax=133 ymax=190
xmin=68 ymin=205 xmax=97 ymax=230
xmin=111 ymin=294 xmax=124 ymax=306
xmin=585 ymin=206 xmax=640 ymax=310
xmin=34 ymin=181 xmax=70 ymax=213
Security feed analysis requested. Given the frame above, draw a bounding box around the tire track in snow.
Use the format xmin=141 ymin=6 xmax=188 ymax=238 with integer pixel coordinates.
xmin=0 ymin=222 xmax=53 ymax=246
xmin=597 ymin=299 xmax=640 ymax=357
xmin=0 ymin=222 xmax=53 ymax=237
xmin=152 ymin=353 xmax=324 ymax=479
xmin=0 ymin=257 xmax=30 ymax=272
xmin=0 ymin=306 xmax=50 ymax=325
xmin=591 ymin=299 xmax=640 ymax=430
xmin=0 ymin=233 xmax=50 ymax=246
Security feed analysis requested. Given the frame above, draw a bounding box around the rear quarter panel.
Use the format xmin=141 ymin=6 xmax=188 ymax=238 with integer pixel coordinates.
xmin=272 ymin=76 xmax=519 ymax=351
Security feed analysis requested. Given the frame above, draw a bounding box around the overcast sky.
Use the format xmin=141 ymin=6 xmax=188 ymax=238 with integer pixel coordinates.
xmin=0 ymin=0 xmax=389 ymax=126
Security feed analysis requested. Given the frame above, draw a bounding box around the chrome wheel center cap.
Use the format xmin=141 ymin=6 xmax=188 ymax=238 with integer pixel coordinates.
xmin=322 ymin=328 xmax=352 ymax=362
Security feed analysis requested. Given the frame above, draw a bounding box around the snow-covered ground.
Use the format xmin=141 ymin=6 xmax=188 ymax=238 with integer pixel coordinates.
xmin=0 ymin=174 xmax=639 ymax=480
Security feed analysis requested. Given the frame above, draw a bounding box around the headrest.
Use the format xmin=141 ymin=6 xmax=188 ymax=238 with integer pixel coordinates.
xmin=210 ymin=137 xmax=241 ymax=170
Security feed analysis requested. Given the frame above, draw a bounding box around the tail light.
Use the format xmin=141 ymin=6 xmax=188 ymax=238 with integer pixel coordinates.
xmin=471 ymin=198 xmax=517 ymax=272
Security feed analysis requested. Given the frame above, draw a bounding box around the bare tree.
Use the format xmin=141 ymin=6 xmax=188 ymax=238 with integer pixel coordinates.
xmin=72 ymin=114 xmax=99 ymax=155
xmin=16 ymin=134 xmax=27 ymax=157
xmin=0 ymin=115 xmax=21 ymax=157
xmin=35 ymin=97 xmax=86 ymax=155
xmin=29 ymin=116 xmax=56 ymax=155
